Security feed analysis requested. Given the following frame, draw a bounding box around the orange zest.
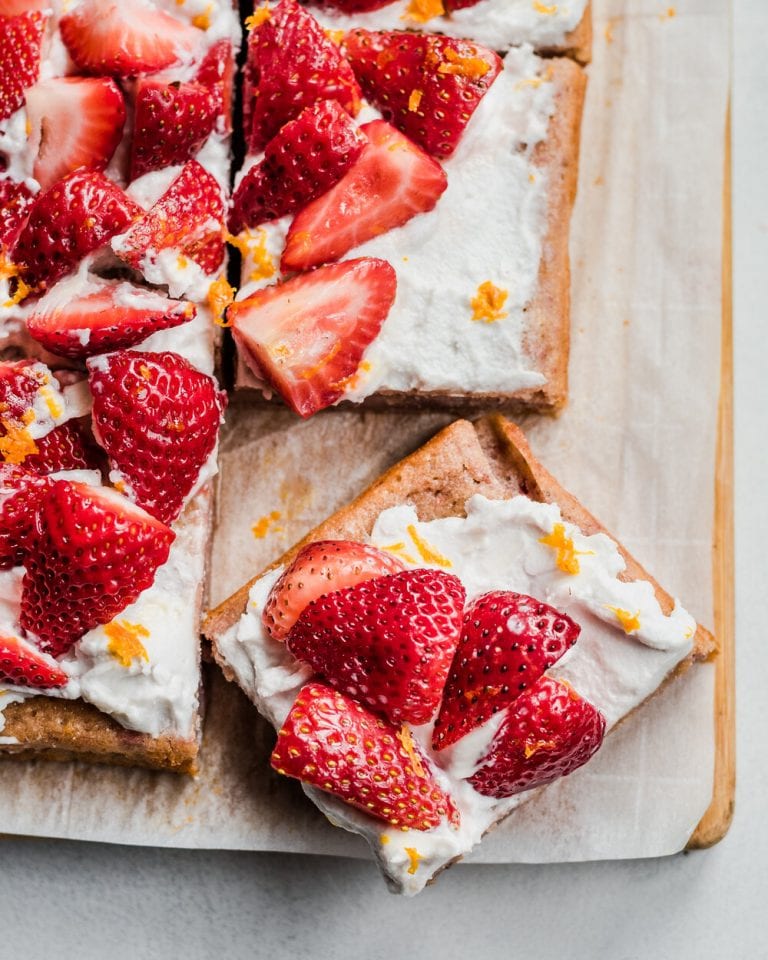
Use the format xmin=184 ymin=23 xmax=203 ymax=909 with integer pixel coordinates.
xmin=471 ymin=281 xmax=509 ymax=323
xmin=605 ymin=606 xmax=641 ymax=634
xmin=251 ymin=510 xmax=282 ymax=539
xmin=105 ymin=620 xmax=150 ymax=667
xmin=538 ymin=523 xmax=593 ymax=575
xmin=406 ymin=524 xmax=452 ymax=568
xmin=402 ymin=0 xmax=444 ymax=24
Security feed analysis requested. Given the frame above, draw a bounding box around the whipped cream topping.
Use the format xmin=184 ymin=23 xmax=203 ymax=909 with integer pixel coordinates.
xmin=216 ymin=494 xmax=696 ymax=894
xmin=237 ymin=46 xmax=555 ymax=399
xmin=307 ymin=0 xmax=589 ymax=53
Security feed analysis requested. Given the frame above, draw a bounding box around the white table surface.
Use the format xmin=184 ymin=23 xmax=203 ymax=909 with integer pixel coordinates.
xmin=1 ymin=4 xmax=765 ymax=957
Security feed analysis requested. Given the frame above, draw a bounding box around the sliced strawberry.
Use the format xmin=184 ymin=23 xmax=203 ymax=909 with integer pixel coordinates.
xmin=0 ymin=11 xmax=46 ymax=123
xmin=272 ymin=681 xmax=458 ymax=830
xmin=0 ymin=0 xmax=46 ymax=13
xmin=195 ymin=38 xmax=234 ymax=132
xmin=59 ymin=0 xmax=199 ymax=78
xmin=287 ymin=568 xmax=465 ymax=725
xmin=129 ymin=79 xmax=218 ymax=181
xmin=282 ymin=120 xmax=446 ymax=272
xmin=114 ymin=160 xmax=225 ymax=276
xmin=0 ymin=177 xmax=34 ymax=253
xmin=0 ymin=463 xmax=49 ymax=569
xmin=88 ymin=350 xmax=226 ymax=525
xmin=469 ymin=677 xmax=606 ymax=798
xmin=0 ymin=632 xmax=68 ymax=689
xmin=20 ymin=480 xmax=175 ymax=656
xmin=313 ymin=0 xmax=394 ymax=10
xmin=344 ymin=30 xmax=501 ymax=159
xmin=13 ymin=170 xmax=142 ymax=293
xmin=245 ymin=0 xmax=361 ymax=150
xmin=263 ymin=540 xmax=405 ymax=641
xmin=26 ymin=279 xmax=196 ymax=360
xmin=444 ymin=0 xmax=483 ymax=8
xmin=26 ymin=78 xmax=126 ymax=192
xmin=229 ymin=100 xmax=366 ymax=234
xmin=229 ymin=257 xmax=396 ymax=418
xmin=432 ymin=592 xmax=581 ymax=751
xmin=23 ymin=421 xmax=99 ymax=475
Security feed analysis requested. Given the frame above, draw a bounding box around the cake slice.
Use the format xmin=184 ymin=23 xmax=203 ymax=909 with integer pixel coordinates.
xmin=204 ymin=415 xmax=716 ymax=892
xmin=228 ymin=5 xmax=585 ymax=416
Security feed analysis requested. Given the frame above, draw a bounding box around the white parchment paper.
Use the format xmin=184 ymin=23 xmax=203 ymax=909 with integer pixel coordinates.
xmin=0 ymin=0 xmax=727 ymax=864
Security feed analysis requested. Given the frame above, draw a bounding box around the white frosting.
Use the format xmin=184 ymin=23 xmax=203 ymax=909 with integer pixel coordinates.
xmin=216 ymin=494 xmax=695 ymax=894
xmin=237 ymin=46 xmax=555 ymax=399
xmin=308 ymin=0 xmax=588 ymax=52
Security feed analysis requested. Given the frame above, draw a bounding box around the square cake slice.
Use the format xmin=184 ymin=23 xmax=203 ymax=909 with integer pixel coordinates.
xmin=204 ymin=415 xmax=716 ymax=892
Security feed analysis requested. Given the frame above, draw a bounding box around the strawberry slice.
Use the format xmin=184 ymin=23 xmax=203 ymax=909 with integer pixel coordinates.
xmin=26 ymin=279 xmax=196 ymax=360
xmin=0 ymin=463 xmax=49 ymax=569
xmin=59 ymin=0 xmax=199 ymax=78
xmin=129 ymin=79 xmax=218 ymax=181
xmin=281 ymin=120 xmax=447 ymax=272
xmin=0 ymin=11 xmax=46 ymax=123
xmin=263 ymin=539 xmax=405 ymax=641
xmin=432 ymin=591 xmax=581 ymax=751
xmin=0 ymin=358 xmax=51 ymax=420
xmin=26 ymin=78 xmax=126 ymax=191
xmin=0 ymin=0 xmax=46 ymax=13
xmin=229 ymin=257 xmax=396 ymax=418
xmin=272 ymin=681 xmax=458 ymax=831
xmin=114 ymin=160 xmax=225 ymax=276
xmin=0 ymin=632 xmax=68 ymax=689
xmin=20 ymin=480 xmax=175 ymax=656
xmin=287 ymin=568 xmax=465 ymax=725
xmin=468 ymin=677 xmax=606 ymax=798
xmin=245 ymin=0 xmax=361 ymax=150
xmin=23 ymin=421 xmax=99 ymax=475
xmin=344 ymin=30 xmax=502 ymax=159
xmin=195 ymin=38 xmax=234 ymax=132
xmin=444 ymin=0 xmax=483 ymax=7
xmin=13 ymin=170 xmax=142 ymax=293
xmin=0 ymin=178 xmax=34 ymax=254
xmin=229 ymin=100 xmax=366 ymax=234
xmin=314 ymin=0 xmax=394 ymax=10
xmin=88 ymin=350 xmax=226 ymax=525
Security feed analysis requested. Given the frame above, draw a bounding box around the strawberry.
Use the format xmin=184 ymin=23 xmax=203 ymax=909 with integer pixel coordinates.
xmin=195 ymin=39 xmax=234 ymax=131
xmin=26 ymin=279 xmax=196 ymax=360
xmin=344 ymin=30 xmax=502 ymax=160
xmin=281 ymin=120 xmax=447 ymax=272
xmin=59 ymin=0 xmax=199 ymax=79
xmin=245 ymin=0 xmax=361 ymax=150
xmin=0 ymin=0 xmax=46 ymax=13
xmin=263 ymin=539 xmax=405 ymax=641
xmin=314 ymin=0 xmax=394 ymax=10
xmin=0 ymin=178 xmax=34 ymax=253
xmin=114 ymin=160 xmax=225 ymax=276
xmin=26 ymin=78 xmax=127 ymax=191
xmin=0 ymin=359 xmax=49 ymax=419
xmin=287 ymin=568 xmax=465 ymax=725
xmin=129 ymin=79 xmax=218 ymax=181
xmin=88 ymin=350 xmax=226 ymax=525
xmin=271 ymin=681 xmax=458 ymax=830
xmin=0 ymin=463 xmax=49 ymax=569
xmin=0 ymin=11 xmax=46 ymax=123
xmin=229 ymin=257 xmax=396 ymax=418
xmin=13 ymin=170 xmax=142 ymax=293
xmin=0 ymin=632 xmax=68 ymax=689
xmin=20 ymin=480 xmax=175 ymax=656
xmin=229 ymin=100 xmax=366 ymax=234
xmin=432 ymin=591 xmax=581 ymax=751
xmin=23 ymin=421 xmax=99 ymax=475
xmin=444 ymin=0 xmax=483 ymax=7
xmin=469 ymin=677 xmax=606 ymax=798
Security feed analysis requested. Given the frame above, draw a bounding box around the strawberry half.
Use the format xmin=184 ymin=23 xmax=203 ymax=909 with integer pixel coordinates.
xmin=20 ymin=480 xmax=175 ymax=657
xmin=344 ymin=30 xmax=502 ymax=159
xmin=281 ymin=120 xmax=447 ymax=272
xmin=59 ymin=0 xmax=199 ymax=78
xmin=271 ymin=681 xmax=458 ymax=831
xmin=263 ymin=539 xmax=405 ymax=641
xmin=0 ymin=632 xmax=68 ymax=689
xmin=0 ymin=463 xmax=49 ymax=569
xmin=0 ymin=11 xmax=46 ymax=123
xmin=114 ymin=160 xmax=225 ymax=276
xmin=432 ymin=591 xmax=581 ymax=751
xmin=195 ymin=39 xmax=234 ymax=132
xmin=13 ymin=170 xmax=142 ymax=293
xmin=229 ymin=257 xmax=396 ymax=418
xmin=23 ymin=421 xmax=99 ymax=475
xmin=245 ymin=0 xmax=361 ymax=150
xmin=88 ymin=350 xmax=226 ymax=525
xmin=0 ymin=178 xmax=34 ymax=254
xmin=129 ymin=79 xmax=218 ymax=181
xmin=287 ymin=568 xmax=465 ymax=725
xmin=468 ymin=677 xmax=606 ymax=798
xmin=26 ymin=279 xmax=196 ymax=360
xmin=26 ymin=78 xmax=126 ymax=191
xmin=229 ymin=100 xmax=366 ymax=234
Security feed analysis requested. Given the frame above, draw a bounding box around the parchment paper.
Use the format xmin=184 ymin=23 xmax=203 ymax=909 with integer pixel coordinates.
xmin=0 ymin=0 xmax=728 ymax=864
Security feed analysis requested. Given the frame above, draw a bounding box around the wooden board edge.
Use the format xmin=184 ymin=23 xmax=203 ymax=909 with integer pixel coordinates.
xmin=687 ymin=97 xmax=736 ymax=848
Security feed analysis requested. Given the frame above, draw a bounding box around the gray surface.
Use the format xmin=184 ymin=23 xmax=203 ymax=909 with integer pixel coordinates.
xmin=1 ymin=4 xmax=766 ymax=957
